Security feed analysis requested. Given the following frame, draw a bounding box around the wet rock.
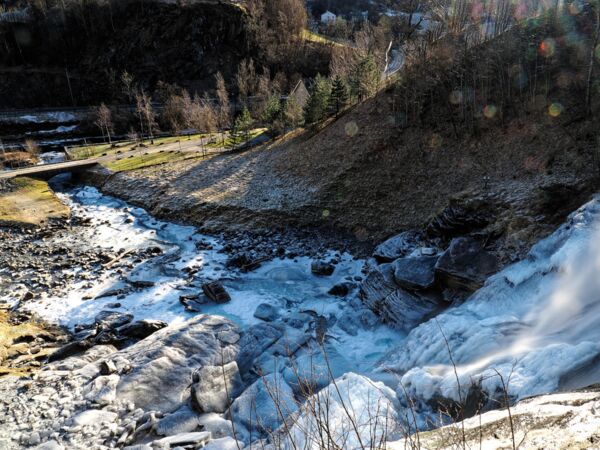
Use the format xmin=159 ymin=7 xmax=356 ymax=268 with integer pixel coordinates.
xmin=360 ymin=264 xmax=443 ymax=332
xmin=118 ymin=319 xmax=168 ymax=340
xmin=191 ymin=362 xmax=243 ymax=414
xmin=129 ymin=280 xmax=155 ymax=289
xmin=392 ymin=256 xmax=438 ymax=291
xmin=179 ymin=293 xmax=208 ymax=312
xmin=328 ymin=282 xmax=353 ymax=297
xmin=310 ymin=260 xmax=335 ymax=276
xmin=284 ymin=312 xmax=312 ymax=329
xmin=95 ymin=311 xmax=134 ymax=329
xmin=373 ymin=231 xmax=420 ymax=262
xmin=48 ymin=340 xmax=94 ymax=363
xmin=435 ymin=237 xmax=500 ymax=292
xmin=253 ymin=303 xmax=279 ymax=322
xmin=426 ymin=204 xmax=491 ymax=240
xmin=226 ymin=253 xmax=262 ymax=272
xmin=100 ymin=359 xmax=117 ymax=375
xmin=202 ymin=281 xmax=231 ymax=303
xmin=380 ymin=289 xmax=443 ymax=332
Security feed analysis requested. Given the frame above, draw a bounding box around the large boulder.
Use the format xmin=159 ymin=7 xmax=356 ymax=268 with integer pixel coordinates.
xmin=229 ymin=373 xmax=298 ymax=436
xmin=282 ymin=343 xmax=353 ymax=395
xmin=236 ymin=323 xmax=283 ymax=374
xmin=360 ymin=264 xmax=443 ymax=332
xmin=392 ymin=256 xmax=438 ymax=291
xmin=114 ymin=315 xmax=240 ymax=413
xmin=279 ymin=373 xmax=401 ymax=449
xmin=435 ymin=237 xmax=499 ymax=291
xmin=373 ymin=231 xmax=420 ymax=262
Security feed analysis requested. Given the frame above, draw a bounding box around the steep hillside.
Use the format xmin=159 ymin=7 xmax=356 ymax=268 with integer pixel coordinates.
xmin=0 ymin=1 xmax=330 ymax=107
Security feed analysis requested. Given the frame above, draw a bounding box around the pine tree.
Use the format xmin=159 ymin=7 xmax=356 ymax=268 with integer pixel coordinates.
xmin=230 ymin=107 xmax=253 ymax=148
xmin=303 ymin=75 xmax=331 ymax=125
xmin=349 ymin=56 xmax=379 ymax=102
xmin=328 ymin=76 xmax=349 ymax=117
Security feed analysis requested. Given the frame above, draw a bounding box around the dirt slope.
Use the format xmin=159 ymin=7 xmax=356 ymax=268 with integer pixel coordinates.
xmin=93 ymin=85 xmax=597 ymax=261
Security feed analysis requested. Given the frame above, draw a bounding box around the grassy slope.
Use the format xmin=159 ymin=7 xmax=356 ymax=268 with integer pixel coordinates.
xmin=105 ymin=151 xmax=205 ymax=172
xmin=0 ymin=178 xmax=70 ymax=227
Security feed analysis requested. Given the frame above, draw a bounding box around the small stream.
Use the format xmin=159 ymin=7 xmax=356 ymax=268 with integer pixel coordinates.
xmin=19 ymin=185 xmax=403 ymax=375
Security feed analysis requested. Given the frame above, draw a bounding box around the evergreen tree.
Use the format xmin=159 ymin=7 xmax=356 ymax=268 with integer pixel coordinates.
xmin=303 ymin=74 xmax=331 ymax=125
xmin=349 ymin=55 xmax=379 ymax=101
xmin=261 ymin=94 xmax=283 ymax=127
xmin=328 ymin=75 xmax=349 ymax=116
xmin=230 ymin=107 xmax=253 ymax=148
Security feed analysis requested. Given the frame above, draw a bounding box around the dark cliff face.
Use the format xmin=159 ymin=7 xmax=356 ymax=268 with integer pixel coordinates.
xmin=0 ymin=1 xmax=324 ymax=108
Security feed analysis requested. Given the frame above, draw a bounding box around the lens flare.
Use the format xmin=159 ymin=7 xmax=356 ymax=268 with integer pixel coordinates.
xmin=539 ymin=38 xmax=556 ymax=58
xmin=548 ymin=102 xmax=564 ymax=117
xmin=483 ymin=104 xmax=497 ymax=119
xmin=449 ymin=90 xmax=463 ymax=105
xmin=345 ymin=121 xmax=358 ymax=137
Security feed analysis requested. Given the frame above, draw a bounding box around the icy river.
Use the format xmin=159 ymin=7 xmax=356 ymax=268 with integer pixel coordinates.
xmin=2 ymin=186 xmax=600 ymax=449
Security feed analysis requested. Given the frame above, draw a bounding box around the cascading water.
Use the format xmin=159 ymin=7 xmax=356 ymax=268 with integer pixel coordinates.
xmin=379 ymin=196 xmax=600 ymax=412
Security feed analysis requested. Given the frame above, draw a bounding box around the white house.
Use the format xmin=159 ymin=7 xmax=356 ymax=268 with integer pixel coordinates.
xmin=320 ymin=11 xmax=336 ymax=24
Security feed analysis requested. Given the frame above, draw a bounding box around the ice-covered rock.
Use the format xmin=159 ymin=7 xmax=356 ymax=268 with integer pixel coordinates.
xmin=253 ymin=303 xmax=279 ymax=322
xmin=155 ymin=405 xmax=201 ymax=436
xmin=72 ymin=409 xmax=118 ymax=427
xmin=236 ymin=323 xmax=283 ymax=374
xmin=84 ymin=374 xmax=119 ymax=405
xmin=229 ymin=373 xmax=298 ymax=436
xmin=393 ymin=255 xmax=438 ymax=290
xmin=153 ymin=431 xmax=211 ymax=448
xmin=388 ymin=390 xmax=600 ymax=450
xmin=373 ymin=231 xmax=420 ymax=262
xmin=115 ymin=315 xmax=240 ymax=413
xmin=203 ymin=437 xmax=245 ymax=450
xmin=191 ymin=361 xmax=243 ymax=413
xmin=379 ymin=198 xmax=600 ymax=408
xmin=278 ymin=373 xmax=401 ymax=449
xmin=434 ymin=237 xmax=499 ymax=291
xmin=95 ymin=310 xmax=134 ymax=329
xmin=282 ymin=343 xmax=353 ymax=395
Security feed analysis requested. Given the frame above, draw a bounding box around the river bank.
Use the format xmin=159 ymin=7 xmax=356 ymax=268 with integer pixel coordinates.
xmin=2 ymin=179 xmax=600 ymax=449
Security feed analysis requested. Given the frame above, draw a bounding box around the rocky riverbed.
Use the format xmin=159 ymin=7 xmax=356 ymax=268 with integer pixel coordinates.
xmin=2 ymin=183 xmax=600 ymax=450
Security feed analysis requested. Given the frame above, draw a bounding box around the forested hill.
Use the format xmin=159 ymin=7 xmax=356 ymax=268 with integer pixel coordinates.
xmin=0 ymin=0 xmax=332 ymax=108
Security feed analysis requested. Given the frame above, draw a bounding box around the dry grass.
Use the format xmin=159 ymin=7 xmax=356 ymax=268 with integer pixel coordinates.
xmin=0 ymin=310 xmax=60 ymax=377
xmin=0 ymin=177 xmax=70 ymax=227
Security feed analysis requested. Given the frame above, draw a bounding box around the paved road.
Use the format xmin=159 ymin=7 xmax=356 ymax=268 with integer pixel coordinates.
xmin=0 ymin=136 xmax=225 ymax=180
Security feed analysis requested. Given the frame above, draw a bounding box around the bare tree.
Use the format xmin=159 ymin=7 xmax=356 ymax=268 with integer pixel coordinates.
xmin=215 ymin=72 xmax=232 ymax=131
xmin=24 ymin=139 xmax=40 ymax=156
xmin=94 ymin=103 xmax=113 ymax=144
xmin=135 ymin=90 xmax=157 ymax=140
